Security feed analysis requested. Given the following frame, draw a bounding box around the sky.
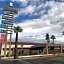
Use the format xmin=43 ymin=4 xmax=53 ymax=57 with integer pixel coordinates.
xmin=0 ymin=0 xmax=64 ymax=44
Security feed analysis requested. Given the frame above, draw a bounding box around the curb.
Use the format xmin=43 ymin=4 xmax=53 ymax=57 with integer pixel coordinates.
xmin=1 ymin=54 xmax=64 ymax=60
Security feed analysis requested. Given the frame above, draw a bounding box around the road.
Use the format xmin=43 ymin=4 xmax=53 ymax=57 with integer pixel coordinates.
xmin=24 ymin=55 xmax=64 ymax=64
xmin=0 ymin=55 xmax=64 ymax=64
xmin=0 ymin=59 xmax=30 ymax=64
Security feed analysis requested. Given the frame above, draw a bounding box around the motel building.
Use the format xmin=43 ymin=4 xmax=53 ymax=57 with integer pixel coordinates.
xmin=0 ymin=4 xmax=64 ymax=57
xmin=0 ymin=3 xmax=64 ymax=57
xmin=0 ymin=41 xmax=64 ymax=57
xmin=0 ymin=32 xmax=64 ymax=57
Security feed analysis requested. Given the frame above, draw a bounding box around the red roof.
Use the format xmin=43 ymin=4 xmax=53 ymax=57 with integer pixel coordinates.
xmin=9 ymin=42 xmax=44 ymax=45
xmin=0 ymin=42 xmax=44 ymax=45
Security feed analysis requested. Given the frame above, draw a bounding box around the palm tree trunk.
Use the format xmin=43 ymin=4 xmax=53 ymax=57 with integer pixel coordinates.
xmin=47 ymin=40 xmax=49 ymax=44
xmin=47 ymin=40 xmax=50 ymax=44
xmin=14 ymin=32 xmax=18 ymax=59
xmin=53 ymin=39 xmax=54 ymax=44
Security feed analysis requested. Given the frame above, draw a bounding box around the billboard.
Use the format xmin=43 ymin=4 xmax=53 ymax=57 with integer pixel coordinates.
xmin=3 ymin=6 xmax=18 ymax=14
xmin=0 ymin=24 xmax=6 ymax=28
xmin=0 ymin=34 xmax=6 ymax=41
xmin=0 ymin=29 xmax=6 ymax=33
xmin=0 ymin=34 xmax=6 ymax=44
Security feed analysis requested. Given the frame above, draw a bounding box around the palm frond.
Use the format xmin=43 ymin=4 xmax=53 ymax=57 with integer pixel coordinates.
xmin=14 ymin=26 xmax=23 ymax=33
xmin=51 ymin=35 xmax=56 ymax=39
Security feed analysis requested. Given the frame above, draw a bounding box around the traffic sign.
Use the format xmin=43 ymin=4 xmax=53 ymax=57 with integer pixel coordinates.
xmin=2 ymin=15 xmax=7 ymax=19
xmin=3 ymin=11 xmax=9 ymax=15
xmin=2 ymin=20 xmax=13 ymax=25
xmin=0 ymin=24 xmax=6 ymax=28
xmin=3 ymin=6 xmax=18 ymax=14
xmin=6 ymin=17 xmax=13 ymax=20
xmin=2 ymin=20 xmax=6 ymax=24
xmin=0 ymin=34 xmax=6 ymax=41
xmin=2 ymin=14 xmax=13 ymax=20
xmin=0 ymin=29 xmax=6 ymax=33
xmin=6 ymin=22 xmax=13 ymax=25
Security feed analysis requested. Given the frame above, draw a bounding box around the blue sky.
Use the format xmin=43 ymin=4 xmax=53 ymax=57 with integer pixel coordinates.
xmin=0 ymin=0 xmax=64 ymax=44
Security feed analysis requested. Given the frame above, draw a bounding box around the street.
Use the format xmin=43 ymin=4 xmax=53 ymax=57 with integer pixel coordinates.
xmin=0 ymin=55 xmax=64 ymax=64
xmin=24 ymin=55 xmax=64 ymax=64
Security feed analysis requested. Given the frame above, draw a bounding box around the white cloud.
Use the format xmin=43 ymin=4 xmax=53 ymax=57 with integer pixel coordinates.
xmin=56 ymin=36 xmax=64 ymax=42
xmin=10 ymin=1 xmax=64 ymax=44
xmin=12 ymin=0 xmax=28 ymax=5
xmin=59 ymin=12 xmax=64 ymax=18
xmin=14 ymin=5 xmax=36 ymax=18
xmin=23 ymin=5 xmax=35 ymax=14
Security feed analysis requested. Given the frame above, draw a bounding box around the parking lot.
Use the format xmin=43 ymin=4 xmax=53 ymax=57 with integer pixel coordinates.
xmin=0 ymin=55 xmax=64 ymax=64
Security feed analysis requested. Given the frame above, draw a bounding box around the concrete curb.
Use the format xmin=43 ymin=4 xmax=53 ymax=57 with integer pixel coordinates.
xmin=1 ymin=54 xmax=64 ymax=60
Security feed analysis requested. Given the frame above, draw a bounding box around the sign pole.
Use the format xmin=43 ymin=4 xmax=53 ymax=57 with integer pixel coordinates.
xmin=9 ymin=2 xmax=14 ymax=57
xmin=2 ymin=3 xmax=18 ymax=57
xmin=4 ymin=24 xmax=8 ymax=57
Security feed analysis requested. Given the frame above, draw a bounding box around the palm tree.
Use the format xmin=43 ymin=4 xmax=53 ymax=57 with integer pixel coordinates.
xmin=14 ymin=26 xmax=23 ymax=59
xmin=51 ymin=35 xmax=56 ymax=44
xmin=45 ymin=33 xmax=50 ymax=44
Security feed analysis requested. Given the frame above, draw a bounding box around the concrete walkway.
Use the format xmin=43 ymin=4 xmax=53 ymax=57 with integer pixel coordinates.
xmin=1 ymin=54 xmax=64 ymax=60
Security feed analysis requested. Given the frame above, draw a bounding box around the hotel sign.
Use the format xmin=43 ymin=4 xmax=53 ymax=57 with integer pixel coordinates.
xmin=0 ymin=29 xmax=6 ymax=33
xmin=3 ymin=6 xmax=18 ymax=14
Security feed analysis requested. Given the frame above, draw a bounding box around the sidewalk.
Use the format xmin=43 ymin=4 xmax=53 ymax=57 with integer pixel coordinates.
xmin=1 ymin=54 xmax=64 ymax=60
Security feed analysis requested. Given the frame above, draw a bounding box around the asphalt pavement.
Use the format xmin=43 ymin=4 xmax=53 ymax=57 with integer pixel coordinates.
xmin=0 ymin=59 xmax=30 ymax=64
xmin=23 ymin=55 xmax=64 ymax=64
xmin=0 ymin=55 xmax=64 ymax=64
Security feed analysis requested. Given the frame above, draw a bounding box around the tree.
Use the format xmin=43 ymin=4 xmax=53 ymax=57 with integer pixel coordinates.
xmin=51 ymin=35 xmax=56 ymax=44
xmin=14 ymin=26 xmax=23 ymax=59
xmin=45 ymin=33 xmax=50 ymax=44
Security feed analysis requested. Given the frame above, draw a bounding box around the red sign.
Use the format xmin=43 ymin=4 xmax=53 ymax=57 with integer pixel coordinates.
xmin=0 ymin=34 xmax=6 ymax=44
